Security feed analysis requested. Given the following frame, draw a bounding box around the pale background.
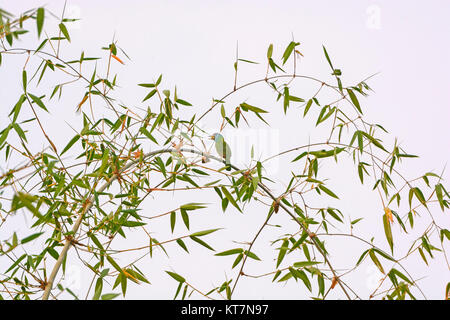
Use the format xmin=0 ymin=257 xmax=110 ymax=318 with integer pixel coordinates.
xmin=1 ymin=0 xmax=449 ymax=299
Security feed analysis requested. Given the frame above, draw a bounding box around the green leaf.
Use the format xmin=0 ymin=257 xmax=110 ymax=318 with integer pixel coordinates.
xmin=58 ymin=23 xmax=71 ymax=42
xmin=318 ymin=274 xmax=325 ymax=296
xmin=155 ymin=74 xmax=162 ymax=86
xmin=10 ymin=94 xmax=26 ymax=123
xmin=22 ymin=70 xmax=27 ymax=92
xmin=369 ymin=249 xmax=385 ymax=274
xmin=272 ymin=270 xmax=282 ymax=282
xmin=277 ymin=272 xmax=293 ymax=282
xmin=288 ymin=95 xmax=305 ymax=103
xmin=361 ymin=131 xmax=387 ymax=152
xmin=21 ymin=232 xmax=44 ymax=244
xmin=93 ymin=278 xmax=103 ymax=300
xmin=180 ymin=208 xmax=189 ymax=230
xmin=138 ymin=83 xmax=155 ymax=88
xmin=215 ymin=248 xmax=243 ymax=256
xmin=351 ymin=217 xmax=363 ymax=225
xmin=293 ymin=261 xmax=321 ymax=268
xmin=170 ymin=211 xmax=176 ymax=233
xmin=326 ymin=208 xmax=343 ymax=223
xmin=180 ymin=203 xmax=207 ymax=210
xmin=283 ymin=87 xmax=289 ymax=113
xmin=140 ymin=127 xmax=158 ymax=144
xmin=291 ymin=152 xmax=308 ymax=162
xmin=282 ymin=41 xmax=298 ymax=65
xmin=303 ymin=99 xmax=313 ymax=117
xmin=221 ymin=187 xmax=241 ymax=212
xmin=435 ymin=184 xmax=445 ymax=211
xmin=295 ymin=270 xmax=312 ymax=292
xmin=176 ymin=239 xmax=189 ymax=253
xmin=190 ymin=236 xmax=215 ymax=251
xmin=238 ymin=58 xmax=258 ymax=64
xmin=12 ymin=123 xmax=26 ymax=142
xmin=36 ymin=8 xmax=45 ymax=38
xmin=101 ymin=293 xmax=120 ymax=300
xmin=309 ymin=147 xmax=344 ymax=159
xmin=383 ymin=214 xmax=394 ymax=253
xmin=346 ymin=88 xmax=363 ymax=114
xmin=120 ymin=272 xmax=127 ymax=296
xmin=355 ymin=249 xmax=370 ymax=266
xmin=389 ymin=268 xmax=412 ymax=285
xmin=440 ymin=229 xmax=450 ymax=242
xmin=276 ymin=239 xmax=289 ymax=268
xmin=322 ymin=45 xmax=334 ymax=70
xmin=289 ymin=232 xmax=308 ymax=252
xmin=413 ymin=187 xmax=427 ymax=208
xmin=61 ymin=134 xmax=80 ymax=155
xmin=240 ymin=102 xmax=268 ymax=114
xmin=318 ymin=185 xmax=339 ymax=199
xmin=232 ymin=253 xmax=243 ymax=268
xmin=418 ymin=247 xmax=428 ymax=265
xmin=5 ymin=254 xmax=27 ymax=273
xmin=243 ymin=250 xmax=260 ymax=261
xmin=121 ymin=220 xmax=146 ymax=228
xmin=106 ymin=255 xmax=123 ymax=275
xmin=372 ymin=248 xmax=396 ymax=262
xmin=166 ymin=271 xmax=185 ymax=283
xmin=190 ymin=229 xmax=220 ymax=237
xmin=28 ymin=93 xmax=49 ymax=112
xmin=176 ymin=99 xmax=192 ymax=106
xmin=267 ymin=44 xmax=273 ymax=59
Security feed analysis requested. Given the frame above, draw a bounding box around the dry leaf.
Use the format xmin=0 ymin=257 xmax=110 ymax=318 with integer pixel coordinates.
xmin=112 ymin=54 xmax=124 ymax=65
xmin=76 ymin=94 xmax=89 ymax=112
xmin=331 ymin=276 xmax=338 ymax=289
xmin=384 ymin=207 xmax=393 ymax=223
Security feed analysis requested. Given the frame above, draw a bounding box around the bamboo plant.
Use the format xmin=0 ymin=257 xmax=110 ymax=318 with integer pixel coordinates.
xmin=0 ymin=6 xmax=449 ymax=300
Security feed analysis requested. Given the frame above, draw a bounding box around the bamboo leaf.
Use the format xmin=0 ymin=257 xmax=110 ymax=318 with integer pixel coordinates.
xmin=190 ymin=229 xmax=221 ymax=237
xmin=36 ymin=8 xmax=45 ymax=38
xmin=221 ymin=187 xmax=241 ymax=212
xmin=346 ymin=88 xmax=363 ymax=114
xmin=106 ymin=255 xmax=123 ymax=275
xmin=170 ymin=211 xmax=176 ymax=233
xmin=101 ymin=293 xmax=120 ymax=300
xmin=22 ymin=70 xmax=27 ymax=92
xmin=215 ymin=248 xmax=243 ymax=256
xmin=190 ymin=236 xmax=215 ymax=251
xmin=180 ymin=208 xmax=189 ymax=230
xmin=282 ymin=41 xmax=298 ymax=65
xmin=240 ymin=102 xmax=268 ymax=114
xmin=58 ymin=23 xmax=71 ymax=42
xmin=28 ymin=93 xmax=49 ymax=112
xmin=176 ymin=239 xmax=189 ymax=253
xmin=303 ymin=99 xmax=313 ymax=117
xmin=276 ymin=239 xmax=289 ymax=268
xmin=293 ymin=261 xmax=320 ymax=268
xmin=166 ymin=271 xmax=185 ymax=283
xmin=383 ymin=214 xmax=394 ymax=253
xmin=369 ymin=249 xmax=385 ymax=274
xmin=267 ymin=44 xmax=273 ymax=60
xmin=61 ymin=134 xmax=80 ymax=155
xmin=21 ymin=232 xmax=44 ymax=244
xmin=318 ymin=185 xmax=339 ymax=199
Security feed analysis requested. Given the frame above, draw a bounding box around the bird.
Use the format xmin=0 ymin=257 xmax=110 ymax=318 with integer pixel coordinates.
xmin=210 ymin=133 xmax=232 ymax=170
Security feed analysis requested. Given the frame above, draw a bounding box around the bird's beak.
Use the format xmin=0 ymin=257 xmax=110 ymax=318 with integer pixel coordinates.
xmin=209 ymin=135 xmax=215 ymax=140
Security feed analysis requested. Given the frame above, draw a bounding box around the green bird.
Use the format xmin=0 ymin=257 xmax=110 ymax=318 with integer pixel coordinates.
xmin=210 ymin=133 xmax=232 ymax=170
